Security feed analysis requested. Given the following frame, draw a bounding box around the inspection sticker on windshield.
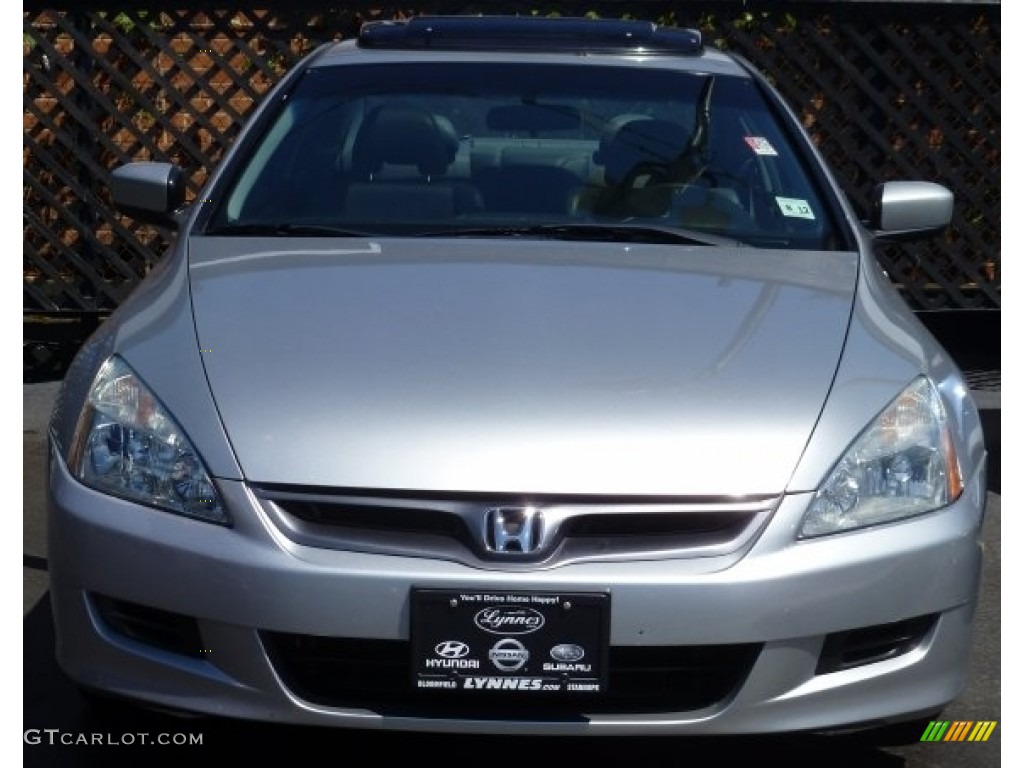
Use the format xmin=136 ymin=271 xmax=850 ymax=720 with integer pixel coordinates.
xmin=775 ymin=197 xmax=816 ymax=220
xmin=743 ymin=136 xmax=778 ymax=156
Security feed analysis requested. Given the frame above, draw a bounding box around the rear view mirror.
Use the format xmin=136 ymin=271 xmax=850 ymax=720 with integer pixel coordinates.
xmin=487 ymin=103 xmax=582 ymax=133
xmin=111 ymin=162 xmax=186 ymax=229
xmin=869 ymin=181 xmax=953 ymax=241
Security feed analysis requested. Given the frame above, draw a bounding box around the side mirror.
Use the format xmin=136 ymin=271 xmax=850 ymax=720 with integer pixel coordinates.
xmin=869 ymin=181 xmax=953 ymax=242
xmin=110 ymin=162 xmax=186 ymax=229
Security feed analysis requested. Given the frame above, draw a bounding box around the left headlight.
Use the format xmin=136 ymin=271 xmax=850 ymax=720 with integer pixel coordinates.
xmin=68 ymin=356 xmax=229 ymax=524
xmin=800 ymin=376 xmax=962 ymax=538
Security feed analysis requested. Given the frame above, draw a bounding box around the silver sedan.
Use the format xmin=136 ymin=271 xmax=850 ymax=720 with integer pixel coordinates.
xmin=47 ymin=16 xmax=986 ymax=738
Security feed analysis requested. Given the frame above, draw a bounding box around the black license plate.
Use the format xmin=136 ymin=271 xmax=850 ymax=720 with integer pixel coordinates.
xmin=411 ymin=589 xmax=609 ymax=695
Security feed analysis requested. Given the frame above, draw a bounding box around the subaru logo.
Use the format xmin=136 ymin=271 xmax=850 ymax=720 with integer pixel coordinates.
xmin=484 ymin=506 xmax=543 ymax=554
xmin=550 ymin=644 xmax=585 ymax=663
xmin=434 ymin=640 xmax=470 ymax=659
xmin=488 ymin=638 xmax=530 ymax=672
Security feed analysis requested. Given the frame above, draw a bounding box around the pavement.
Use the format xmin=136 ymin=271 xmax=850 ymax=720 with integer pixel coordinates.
xmin=24 ymin=381 xmax=61 ymax=614
xmin=24 ymin=380 xmax=62 ymax=435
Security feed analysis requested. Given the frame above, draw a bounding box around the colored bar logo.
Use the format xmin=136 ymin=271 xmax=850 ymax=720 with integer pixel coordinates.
xmin=920 ymin=721 xmax=997 ymax=742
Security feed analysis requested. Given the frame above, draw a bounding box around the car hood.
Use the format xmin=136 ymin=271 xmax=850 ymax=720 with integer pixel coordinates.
xmin=189 ymin=237 xmax=857 ymax=496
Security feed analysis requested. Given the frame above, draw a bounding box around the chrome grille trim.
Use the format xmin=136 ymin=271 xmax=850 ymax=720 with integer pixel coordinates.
xmin=252 ymin=486 xmax=780 ymax=571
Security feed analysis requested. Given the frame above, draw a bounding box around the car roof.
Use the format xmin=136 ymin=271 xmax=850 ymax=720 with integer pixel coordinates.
xmin=310 ymin=16 xmax=749 ymax=78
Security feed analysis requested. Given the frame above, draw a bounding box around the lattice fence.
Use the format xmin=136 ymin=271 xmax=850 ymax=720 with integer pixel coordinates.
xmin=24 ymin=1 xmax=1000 ymax=316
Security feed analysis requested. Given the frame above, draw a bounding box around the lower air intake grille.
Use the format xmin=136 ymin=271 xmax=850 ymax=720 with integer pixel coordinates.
xmin=261 ymin=633 xmax=761 ymax=716
xmin=816 ymin=614 xmax=938 ymax=674
xmin=92 ymin=594 xmax=203 ymax=658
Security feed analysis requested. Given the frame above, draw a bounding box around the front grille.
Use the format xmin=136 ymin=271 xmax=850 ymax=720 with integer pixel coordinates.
xmin=279 ymin=500 xmax=467 ymax=537
xmin=254 ymin=485 xmax=777 ymax=570
xmin=91 ymin=594 xmax=203 ymax=658
xmin=261 ymin=633 xmax=761 ymax=716
xmin=816 ymin=614 xmax=938 ymax=674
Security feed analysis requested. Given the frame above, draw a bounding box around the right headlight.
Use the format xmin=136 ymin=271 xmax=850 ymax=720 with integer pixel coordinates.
xmin=799 ymin=376 xmax=962 ymax=538
xmin=68 ymin=356 xmax=228 ymax=524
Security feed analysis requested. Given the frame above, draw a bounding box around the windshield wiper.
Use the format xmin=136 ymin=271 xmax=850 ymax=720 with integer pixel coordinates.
xmin=204 ymin=222 xmax=372 ymax=237
xmin=416 ymin=223 xmax=741 ymax=247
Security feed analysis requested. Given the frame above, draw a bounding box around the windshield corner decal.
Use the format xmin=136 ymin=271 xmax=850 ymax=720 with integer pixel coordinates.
xmin=775 ymin=196 xmax=816 ymax=220
xmin=743 ymin=136 xmax=778 ymax=156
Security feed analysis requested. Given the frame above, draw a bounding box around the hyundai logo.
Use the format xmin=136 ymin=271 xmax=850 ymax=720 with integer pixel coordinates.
xmin=550 ymin=643 xmax=585 ymax=663
xmin=434 ymin=640 xmax=471 ymax=659
xmin=474 ymin=606 xmax=545 ymax=635
xmin=484 ymin=506 xmax=543 ymax=554
xmin=488 ymin=638 xmax=530 ymax=672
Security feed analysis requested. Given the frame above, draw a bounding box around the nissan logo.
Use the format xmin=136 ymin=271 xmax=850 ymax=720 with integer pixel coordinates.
xmin=474 ymin=606 xmax=545 ymax=635
xmin=434 ymin=640 xmax=470 ymax=659
xmin=550 ymin=643 xmax=585 ymax=663
xmin=488 ymin=638 xmax=530 ymax=672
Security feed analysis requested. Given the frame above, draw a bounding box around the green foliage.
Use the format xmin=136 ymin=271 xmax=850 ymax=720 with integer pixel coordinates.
xmin=132 ymin=109 xmax=156 ymax=130
xmin=112 ymin=12 xmax=141 ymax=34
xmin=102 ymin=10 xmax=167 ymax=34
xmin=267 ymin=51 xmax=289 ymax=75
xmin=734 ymin=11 xmax=759 ymax=32
xmin=655 ymin=10 xmax=677 ymax=28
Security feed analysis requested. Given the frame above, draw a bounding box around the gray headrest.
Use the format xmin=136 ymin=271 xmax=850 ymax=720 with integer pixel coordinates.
xmin=352 ymin=105 xmax=459 ymax=178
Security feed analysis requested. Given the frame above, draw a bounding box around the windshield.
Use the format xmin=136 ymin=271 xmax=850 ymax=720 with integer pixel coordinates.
xmin=207 ymin=62 xmax=844 ymax=249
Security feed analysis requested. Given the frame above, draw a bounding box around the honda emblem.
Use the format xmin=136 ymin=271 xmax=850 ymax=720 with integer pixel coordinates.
xmin=484 ymin=506 xmax=543 ymax=554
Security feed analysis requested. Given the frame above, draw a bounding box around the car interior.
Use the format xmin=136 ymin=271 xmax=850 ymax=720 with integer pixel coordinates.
xmin=219 ymin=69 xmax=836 ymax=249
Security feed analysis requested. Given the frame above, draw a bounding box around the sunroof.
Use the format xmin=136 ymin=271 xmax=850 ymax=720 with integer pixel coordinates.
xmin=357 ymin=16 xmax=703 ymax=56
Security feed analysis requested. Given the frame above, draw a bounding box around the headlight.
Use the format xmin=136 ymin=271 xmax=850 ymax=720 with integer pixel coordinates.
xmin=800 ymin=377 xmax=962 ymax=538
xmin=69 ymin=356 xmax=228 ymax=524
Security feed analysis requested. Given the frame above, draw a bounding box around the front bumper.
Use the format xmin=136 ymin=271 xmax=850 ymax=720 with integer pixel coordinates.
xmin=47 ymin=445 xmax=985 ymax=735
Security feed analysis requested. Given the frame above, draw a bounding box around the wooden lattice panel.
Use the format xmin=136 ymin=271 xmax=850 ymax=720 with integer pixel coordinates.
xmin=23 ymin=2 xmax=1000 ymax=311
xmin=719 ymin=4 xmax=999 ymax=309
